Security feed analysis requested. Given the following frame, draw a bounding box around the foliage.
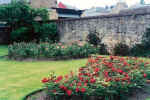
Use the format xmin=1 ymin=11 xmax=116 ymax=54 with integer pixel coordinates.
xmin=8 ymin=41 xmax=98 ymax=59
xmin=42 ymin=56 xmax=150 ymax=100
xmin=0 ymin=0 xmax=58 ymax=42
xmin=98 ymin=44 xmax=109 ymax=55
xmin=130 ymin=28 xmax=150 ymax=57
xmin=87 ymin=33 xmax=101 ymax=46
xmin=87 ymin=31 xmax=108 ymax=55
xmin=142 ymin=28 xmax=150 ymax=48
xmin=113 ymin=43 xmax=130 ymax=56
xmin=37 ymin=23 xmax=58 ymax=42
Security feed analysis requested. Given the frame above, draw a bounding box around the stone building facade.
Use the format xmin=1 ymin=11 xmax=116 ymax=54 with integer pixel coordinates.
xmin=29 ymin=0 xmax=58 ymax=20
xmin=29 ymin=0 xmax=57 ymax=8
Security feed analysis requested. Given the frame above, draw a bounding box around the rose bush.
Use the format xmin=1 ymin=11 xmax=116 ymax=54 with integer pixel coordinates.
xmin=42 ymin=56 xmax=150 ymax=100
xmin=8 ymin=41 xmax=98 ymax=60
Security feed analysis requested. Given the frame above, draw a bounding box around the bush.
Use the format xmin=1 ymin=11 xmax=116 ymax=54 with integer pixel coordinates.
xmin=113 ymin=43 xmax=130 ymax=56
xmin=142 ymin=28 xmax=150 ymax=48
xmin=38 ymin=23 xmax=58 ymax=42
xmin=8 ymin=42 xmax=98 ymax=60
xmin=86 ymin=31 xmax=108 ymax=55
xmin=42 ymin=56 xmax=150 ymax=100
xmin=98 ymin=43 xmax=109 ymax=55
xmin=130 ymin=28 xmax=150 ymax=57
xmin=87 ymin=33 xmax=101 ymax=46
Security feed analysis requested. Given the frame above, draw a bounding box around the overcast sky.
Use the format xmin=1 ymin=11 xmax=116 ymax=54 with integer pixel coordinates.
xmin=58 ymin=0 xmax=150 ymax=9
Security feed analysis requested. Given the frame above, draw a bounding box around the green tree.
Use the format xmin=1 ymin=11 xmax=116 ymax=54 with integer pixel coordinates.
xmin=0 ymin=0 xmax=50 ymax=42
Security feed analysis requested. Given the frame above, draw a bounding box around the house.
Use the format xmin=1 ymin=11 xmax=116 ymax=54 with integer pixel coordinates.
xmin=51 ymin=7 xmax=83 ymax=19
xmin=81 ymin=7 xmax=110 ymax=17
xmin=81 ymin=0 xmax=128 ymax=17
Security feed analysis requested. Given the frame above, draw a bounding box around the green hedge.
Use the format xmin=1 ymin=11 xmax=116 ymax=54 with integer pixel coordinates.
xmin=8 ymin=42 xmax=98 ymax=60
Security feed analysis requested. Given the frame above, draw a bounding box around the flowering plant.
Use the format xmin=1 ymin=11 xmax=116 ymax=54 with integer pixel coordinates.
xmin=8 ymin=41 xmax=98 ymax=60
xmin=42 ymin=56 xmax=150 ymax=100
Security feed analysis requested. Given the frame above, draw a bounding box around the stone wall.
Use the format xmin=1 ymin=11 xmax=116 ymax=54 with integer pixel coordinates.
xmin=56 ymin=7 xmax=150 ymax=51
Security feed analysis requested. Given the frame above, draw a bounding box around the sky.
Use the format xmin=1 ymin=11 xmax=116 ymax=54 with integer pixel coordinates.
xmin=58 ymin=0 xmax=150 ymax=9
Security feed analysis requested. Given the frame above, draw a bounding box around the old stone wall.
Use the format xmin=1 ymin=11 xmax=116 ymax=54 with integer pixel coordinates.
xmin=56 ymin=7 xmax=150 ymax=51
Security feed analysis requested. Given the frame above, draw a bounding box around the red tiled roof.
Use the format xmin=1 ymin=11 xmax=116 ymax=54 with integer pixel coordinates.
xmin=58 ymin=2 xmax=67 ymax=9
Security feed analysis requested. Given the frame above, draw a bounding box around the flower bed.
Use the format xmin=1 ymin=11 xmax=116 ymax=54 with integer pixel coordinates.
xmin=42 ymin=56 xmax=150 ymax=100
xmin=8 ymin=42 xmax=98 ymax=60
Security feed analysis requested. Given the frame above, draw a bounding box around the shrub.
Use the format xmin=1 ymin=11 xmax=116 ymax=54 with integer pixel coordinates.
xmin=113 ymin=42 xmax=130 ymax=56
xmin=87 ymin=33 xmax=101 ymax=46
xmin=86 ymin=31 xmax=108 ymax=55
xmin=37 ymin=23 xmax=58 ymax=43
xmin=142 ymin=28 xmax=150 ymax=48
xmin=8 ymin=42 xmax=98 ymax=60
xmin=42 ymin=56 xmax=150 ymax=100
xmin=98 ymin=43 xmax=109 ymax=55
xmin=129 ymin=28 xmax=150 ymax=57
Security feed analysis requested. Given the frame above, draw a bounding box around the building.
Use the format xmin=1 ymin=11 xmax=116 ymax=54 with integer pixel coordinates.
xmin=81 ymin=7 xmax=110 ymax=17
xmin=29 ymin=0 xmax=57 ymax=8
xmin=81 ymin=1 xmax=128 ymax=17
xmin=51 ymin=8 xmax=83 ymax=19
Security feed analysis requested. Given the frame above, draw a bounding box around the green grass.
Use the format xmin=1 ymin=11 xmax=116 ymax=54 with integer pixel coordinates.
xmin=0 ymin=46 xmax=87 ymax=100
xmin=0 ymin=45 xmax=8 ymax=56
xmin=1 ymin=46 xmax=150 ymax=100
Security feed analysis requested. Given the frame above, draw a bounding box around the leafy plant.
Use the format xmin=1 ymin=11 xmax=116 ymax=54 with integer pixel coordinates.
xmin=86 ymin=30 xmax=108 ymax=55
xmin=87 ymin=33 xmax=101 ymax=46
xmin=113 ymin=42 xmax=130 ymax=56
xmin=42 ymin=56 xmax=150 ymax=100
xmin=37 ymin=23 xmax=58 ymax=42
xmin=130 ymin=28 xmax=150 ymax=57
xmin=8 ymin=42 xmax=98 ymax=60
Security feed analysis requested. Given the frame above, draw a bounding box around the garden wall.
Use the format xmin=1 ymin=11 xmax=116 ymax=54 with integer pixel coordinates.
xmin=56 ymin=7 xmax=150 ymax=51
xmin=0 ymin=26 xmax=10 ymax=44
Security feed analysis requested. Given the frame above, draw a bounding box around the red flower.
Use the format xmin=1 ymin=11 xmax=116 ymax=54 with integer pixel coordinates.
xmin=94 ymin=67 xmax=100 ymax=73
xmin=90 ymin=78 xmax=96 ymax=83
xmin=65 ymin=75 xmax=69 ymax=79
xmin=41 ymin=78 xmax=49 ymax=83
xmin=77 ymin=82 xmax=82 ymax=86
xmin=110 ymin=56 xmax=114 ymax=60
xmin=84 ymin=83 xmax=87 ymax=86
xmin=115 ymin=78 xmax=120 ymax=82
xmin=52 ymin=89 xmax=56 ymax=93
xmin=105 ymin=78 xmax=112 ymax=82
xmin=76 ymin=88 xmax=79 ymax=92
xmin=104 ymin=71 xmax=109 ymax=77
xmin=59 ymin=85 xmax=67 ymax=90
xmin=79 ymin=77 xmax=84 ymax=81
xmin=80 ymin=88 xmax=86 ymax=93
xmin=117 ymin=69 xmax=123 ymax=74
xmin=57 ymin=76 xmax=63 ymax=81
xmin=108 ymin=63 xmax=113 ymax=68
xmin=144 ymin=73 xmax=147 ymax=78
xmin=123 ymin=62 xmax=128 ymax=66
xmin=66 ymin=90 xmax=72 ymax=96
xmin=78 ymin=73 xmax=83 ymax=76
xmin=112 ymin=67 xmax=116 ymax=72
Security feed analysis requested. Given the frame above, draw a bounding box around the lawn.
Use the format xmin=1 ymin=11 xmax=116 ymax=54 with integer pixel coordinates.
xmin=0 ymin=45 xmax=8 ymax=56
xmin=1 ymin=46 xmax=150 ymax=100
xmin=0 ymin=46 xmax=87 ymax=100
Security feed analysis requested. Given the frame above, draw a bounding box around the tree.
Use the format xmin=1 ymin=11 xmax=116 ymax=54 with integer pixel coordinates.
xmin=0 ymin=0 xmax=50 ymax=42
